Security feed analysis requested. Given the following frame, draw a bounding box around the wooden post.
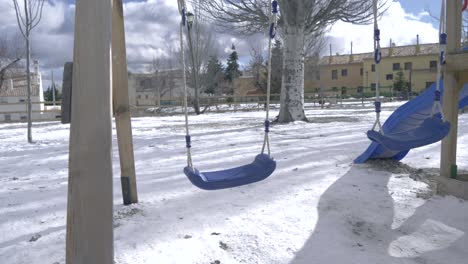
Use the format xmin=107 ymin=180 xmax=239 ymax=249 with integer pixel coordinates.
xmin=66 ymin=0 xmax=114 ymax=263
xmin=61 ymin=62 xmax=73 ymax=124
xmin=112 ymin=0 xmax=138 ymax=205
xmin=440 ymin=0 xmax=462 ymax=178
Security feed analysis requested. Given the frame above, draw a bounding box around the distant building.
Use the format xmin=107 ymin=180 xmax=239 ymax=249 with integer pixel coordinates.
xmin=128 ymin=69 xmax=191 ymax=106
xmin=0 ymin=61 xmax=45 ymax=122
xmin=306 ymin=40 xmax=439 ymax=96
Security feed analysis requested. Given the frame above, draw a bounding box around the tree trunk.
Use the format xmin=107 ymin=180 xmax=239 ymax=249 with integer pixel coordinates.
xmin=24 ymin=0 xmax=32 ymax=143
xmin=186 ymin=28 xmax=200 ymax=114
xmin=278 ymin=25 xmax=307 ymax=122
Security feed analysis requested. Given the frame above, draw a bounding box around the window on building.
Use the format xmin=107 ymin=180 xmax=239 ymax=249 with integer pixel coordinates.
xmin=332 ymin=70 xmax=338 ymax=80
xmin=393 ymin=63 xmax=401 ymax=71
xmin=371 ymin=64 xmax=376 ymax=72
xmin=4 ymin=114 xmax=11 ymax=121
xmin=341 ymin=69 xmax=348 ymax=77
xmin=360 ymin=68 xmax=364 ymax=76
xmin=341 ymin=87 xmax=347 ymax=95
xmin=137 ymin=95 xmax=141 ymax=99
xmin=357 ymin=86 xmax=364 ymax=93
xmin=426 ymin=81 xmax=435 ymax=89
xmin=145 ymin=94 xmax=149 ymax=99
xmin=404 ymin=62 xmax=413 ymax=70
xmin=332 ymin=87 xmax=338 ymax=92
xmin=371 ymin=83 xmax=376 ymax=91
xmin=386 ymin=74 xmax=393 ymax=80
xmin=19 ymin=99 xmax=25 ymax=103
xmin=20 ymin=116 xmax=27 ymax=121
xmin=429 ymin=60 xmax=437 ymax=69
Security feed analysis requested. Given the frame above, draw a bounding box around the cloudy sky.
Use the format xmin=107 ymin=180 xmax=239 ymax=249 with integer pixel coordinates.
xmin=0 ymin=0 xmax=443 ymax=88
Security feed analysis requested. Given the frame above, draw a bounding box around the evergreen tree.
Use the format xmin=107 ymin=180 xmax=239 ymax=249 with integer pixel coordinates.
xmin=204 ymin=55 xmax=224 ymax=95
xmin=269 ymin=39 xmax=283 ymax=95
xmin=224 ymin=44 xmax=242 ymax=89
xmin=44 ymin=85 xmax=61 ymax=102
xmin=393 ymin=70 xmax=409 ymax=98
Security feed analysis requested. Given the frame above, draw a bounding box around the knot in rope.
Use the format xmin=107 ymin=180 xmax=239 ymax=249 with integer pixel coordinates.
xmin=181 ymin=8 xmax=186 ymax=26
xmin=439 ymin=33 xmax=447 ymax=45
xmin=435 ymin=90 xmax=441 ymax=102
xmin=269 ymin=24 xmax=276 ymax=39
xmin=185 ymin=135 xmax=191 ymax=148
xmin=440 ymin=51 xmax=446 ymax=65
xmin=264 ymin=120 xmax=270 ymax=133
xmin=269 ymin=1 xmax=278 ymax=39
xmin=374 ymin=29 xmax=381 ymax=41
xmin=374 ymin=101 xmax=381 ymax=113
xmin=374 ymin=49 xmax=382 ymax=64
xmin=272 ymin=0 xmax=278 ymax=13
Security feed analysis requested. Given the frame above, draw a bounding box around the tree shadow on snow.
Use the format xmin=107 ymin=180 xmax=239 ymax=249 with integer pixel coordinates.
xmin=290 ymin=162 xmax=468 ymax=264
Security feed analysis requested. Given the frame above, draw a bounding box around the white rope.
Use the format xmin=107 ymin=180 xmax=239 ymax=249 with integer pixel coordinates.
xmin=261 ymin=0 xmax=277 ymax=155
xmin=432 ymin=0 xmax=446 ymax=120
xmin=371 ymin=0 xmax=383 ymax=134
xmin=178 ymin=0 xmax=193 ymax=168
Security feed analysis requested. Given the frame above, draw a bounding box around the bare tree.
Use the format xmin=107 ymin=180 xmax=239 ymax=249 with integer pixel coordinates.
xmin=0 ymin=34 xmax=23 ymax=90
xmin=247 ymin=41 xmax=267 ymax=92
xmin=148 ymin=51 xmax=180 ymax=106
xmin=199 ymin=0 xmax=388 ymax=122
xmin=184 ymin=4 xmax=218 ymax=114
xmin=13 ymin=0 xmax=45 ymax=143
xmin=426 ymin=8 xmax=468 ymax=47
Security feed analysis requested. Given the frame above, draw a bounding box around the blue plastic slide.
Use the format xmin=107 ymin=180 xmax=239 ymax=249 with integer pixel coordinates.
xmin=355 ymin=81 xmax=468 ymax=164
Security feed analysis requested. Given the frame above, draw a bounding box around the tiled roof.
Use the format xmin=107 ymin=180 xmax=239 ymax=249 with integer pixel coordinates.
xmin=318 ymin=43 xmax=438 ymax=65
xmin=0 ymin=74 xmax=41 ymax=97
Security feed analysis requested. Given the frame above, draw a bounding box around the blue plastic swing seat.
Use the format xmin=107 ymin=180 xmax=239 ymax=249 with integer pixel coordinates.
xmin=183 ymin=154 xmax=276 ymax=190
xmin=367 ymin=116 xmax=450 ymax=151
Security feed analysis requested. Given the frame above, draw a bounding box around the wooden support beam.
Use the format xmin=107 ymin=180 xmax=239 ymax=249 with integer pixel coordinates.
xmin=66 ymin=0 xmax=114 ymax=263
xmin=445 ymin=52 xmax=468 ymax=72
xmin=112 ymin=0 xmax=138 ymax=205
xmin=61 ymin=62 xmax=73 ymax=124
xmin=440 ymin=0 xmax=463 ymax=178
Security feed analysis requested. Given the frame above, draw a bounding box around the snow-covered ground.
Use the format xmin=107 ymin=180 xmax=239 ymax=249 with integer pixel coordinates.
xmin=1 ymin=103 xmax=467 ymax=264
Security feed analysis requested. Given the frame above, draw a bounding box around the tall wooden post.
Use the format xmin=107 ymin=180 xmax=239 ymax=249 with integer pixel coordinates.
xmin=440 ymin=0 xmax=462 ymax=178
xmin=112 ymin=0 xmax=138 ymax=205
xmin=66 ymin=0 xmax=114 ymax=263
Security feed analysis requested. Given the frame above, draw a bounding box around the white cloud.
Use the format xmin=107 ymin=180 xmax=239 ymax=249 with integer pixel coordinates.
xmin=326 ymin=2 xmax=439 ymax=55
xmin=0 ymin=0 xmax=441 ymax=86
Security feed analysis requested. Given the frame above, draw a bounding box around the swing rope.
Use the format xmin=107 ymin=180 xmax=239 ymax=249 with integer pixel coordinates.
xmin=432 ymin=0 xmax=446 ymax=120
xmin=261 ymin=0 xmax=278 ymax=156
xmin=371 ymin=0 xmax=383 ymax=134
xmin=178 ymin=0 xmax=193 ymax=168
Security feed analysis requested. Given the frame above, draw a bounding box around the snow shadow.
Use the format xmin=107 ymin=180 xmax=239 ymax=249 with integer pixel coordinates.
xmin=290 ymin=163 xmax=468 ymax=264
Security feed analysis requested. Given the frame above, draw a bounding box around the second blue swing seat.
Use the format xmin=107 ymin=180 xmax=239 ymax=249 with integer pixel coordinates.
xmin=184 ymin=154 xmax=276 ymax=190
xmin=367 ymin=116 xmax=450 ymax=151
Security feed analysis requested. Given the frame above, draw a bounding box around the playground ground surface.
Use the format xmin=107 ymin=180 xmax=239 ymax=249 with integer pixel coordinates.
xmin=1 ymin=102 xmax=467 ymax=264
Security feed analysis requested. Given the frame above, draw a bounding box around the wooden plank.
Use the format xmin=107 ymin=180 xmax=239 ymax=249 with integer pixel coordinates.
xmin=61 ymin=62 xmax=73 ymax=124
xmin=112 ymin=0 xmax=138 ymax=205
xmin=440 ymin=0 xmax=463 ymax=178
xmin=0 ymin=101 xmax=60 ymax=106
xmin=446 ymin=52 xmax=468 ymax=72
xmin=0 ymin=110 xmax=61 ymax=114
xmin=66 ymin=0 xmax=114 ymax=263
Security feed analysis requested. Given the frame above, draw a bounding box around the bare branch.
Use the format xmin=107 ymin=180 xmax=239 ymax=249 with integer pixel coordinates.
xmin=30 ymin=0 xmax=45 ymax=31
xmin=12 ymin=0 xmax=27 ymax=38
